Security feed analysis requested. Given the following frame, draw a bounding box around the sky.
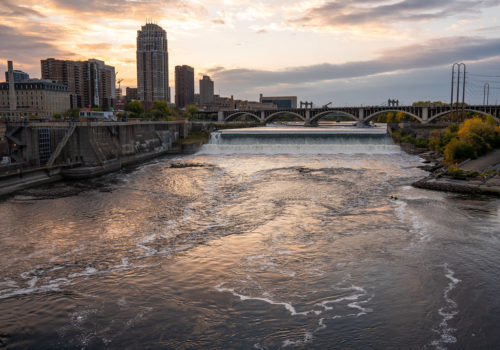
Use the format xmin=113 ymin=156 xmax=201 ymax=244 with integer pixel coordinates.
xmin=1 ymin=0 xmax=500 ymax=105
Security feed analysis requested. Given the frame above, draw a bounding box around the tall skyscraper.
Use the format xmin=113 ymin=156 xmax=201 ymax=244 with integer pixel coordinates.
xmin=175 ymin=65 xmax=194 ymax=108
xmin=199 ymin=75 xmax=214 ymax=106
xmin=41 ymin=58 xmax=115 ymax=109
xmin=136 ymin=22 xmax=169 ymax=109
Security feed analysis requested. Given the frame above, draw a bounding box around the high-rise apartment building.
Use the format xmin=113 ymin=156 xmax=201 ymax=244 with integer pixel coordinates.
xmin=41 ymin=58 xmax=115 ymax=110
xmin=175 ymin=65 xmax=194 ymax=108
xmin=199 ymin=75 xmax=214 ymax=106
xmin=136 ymin=22 xmax=169 ymax=109
xmin=125 ymin=87 xmax=138 ymax=102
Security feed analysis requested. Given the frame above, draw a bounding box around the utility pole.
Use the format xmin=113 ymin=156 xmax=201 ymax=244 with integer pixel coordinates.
xmin=450 ymin=63 xmax=466 ymax=122
xmin=461 ymin=64 xmax=466 ymax=121
xmin=483 ymin=83 xmax=490 ymax=106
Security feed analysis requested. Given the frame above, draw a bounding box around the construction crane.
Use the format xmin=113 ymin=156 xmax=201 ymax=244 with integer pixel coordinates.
xmin=115 ymin=70 xmax=124 ymax=97
xmin=322 ymin=102 xmax=332 ymax=108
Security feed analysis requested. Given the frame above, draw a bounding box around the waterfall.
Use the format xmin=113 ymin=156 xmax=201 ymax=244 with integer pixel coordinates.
xmin=199 ymin=125 xmax=400 ymax=154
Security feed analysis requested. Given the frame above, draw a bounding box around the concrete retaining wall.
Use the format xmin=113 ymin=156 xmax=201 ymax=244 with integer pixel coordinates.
xmin=0 ymin=121 xmax=191 ymax=196
xmin=3 ymin=121 xmax=189 ymax=168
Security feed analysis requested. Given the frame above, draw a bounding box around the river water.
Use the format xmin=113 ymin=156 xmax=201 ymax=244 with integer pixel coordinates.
xmin=0 ymin=125 xmax=499 ymax=349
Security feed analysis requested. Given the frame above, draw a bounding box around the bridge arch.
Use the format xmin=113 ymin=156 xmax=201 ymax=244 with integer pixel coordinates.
xmin=309 ymin=110 xmax=358 ymax=124
xmin=264 ymin=111 xmax=306 ymax=123
xmin=364 ymin=110 xmax=424 ymax=124
xmin=224 ymin=111 xmax=261 ymax=122
xmin=427 ymin=109 xmax=500 ymax=123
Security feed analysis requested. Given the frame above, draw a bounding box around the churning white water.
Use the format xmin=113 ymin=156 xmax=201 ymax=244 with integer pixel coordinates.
xmin=200 ymin=125 xmax=400 ymax=154
xmin=0 ymin=123 xmax=499 ymax=349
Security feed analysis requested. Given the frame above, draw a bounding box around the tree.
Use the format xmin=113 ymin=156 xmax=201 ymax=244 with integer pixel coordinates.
xmin=444 ymin=115 xmax=500 ymax=163
xmin=444 ymin=138 xmax=476 ymax=163
xmin=64 ymin=108 xmax=80 ymax=120
xmin=183 ymin=105 xmax=198 ymax=119
xmin=457 ymin=116 xmax=498 ymax=154
xmin=53 ymin=113 xmax=62 ymax=120
xmin=412 ymin=101 xmax=447 ymax=107
xmin=150 ymin=100 xmax=177 ymax=121
xmin=124 ymin=100 xmax=143 ymax=117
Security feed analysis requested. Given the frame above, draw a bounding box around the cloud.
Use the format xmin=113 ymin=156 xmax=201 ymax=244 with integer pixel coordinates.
xmin=292 ymin=0 xmax=500 ymax=30
xmin=48 ymin=0 xmax=206 ymax=19
xmin=120 ymin=44 xmax=136 ymax=49
xmin=211 ymin=57 xmax=500 ymax=106
xmin=0 ymin=24 xmax=73 ymax=65
xmin=211 ymin=36 xmax=500 ymax=88
xmin=0 ymin=0 xmax=45 ymax=17
xmin=474 ymin=25 xmax=500 ymax=32
xmin=77 ymin=43 xmax=113 ymax=51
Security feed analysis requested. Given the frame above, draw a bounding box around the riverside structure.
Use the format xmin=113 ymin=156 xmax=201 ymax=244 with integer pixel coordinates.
xmin=0 ymin=120 xmax=190 ymax=196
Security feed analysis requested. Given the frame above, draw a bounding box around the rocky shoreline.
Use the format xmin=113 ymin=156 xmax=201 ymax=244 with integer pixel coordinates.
xmin=406 ymin=147 xmax=500 ymax=197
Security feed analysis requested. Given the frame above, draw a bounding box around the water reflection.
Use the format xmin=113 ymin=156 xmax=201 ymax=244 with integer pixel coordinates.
xmin=0 ymin=139 xmax=499 ymax=349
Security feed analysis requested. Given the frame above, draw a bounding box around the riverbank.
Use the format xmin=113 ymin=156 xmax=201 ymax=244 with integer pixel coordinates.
xmin=388 ymin=123 xmax=500 ymax=196
xmin=411 ymin=149 xmax=500 ymax=196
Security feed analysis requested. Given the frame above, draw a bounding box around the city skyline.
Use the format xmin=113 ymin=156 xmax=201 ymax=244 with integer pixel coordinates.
xmin=1 ymin=0 xmax=500 ymax=105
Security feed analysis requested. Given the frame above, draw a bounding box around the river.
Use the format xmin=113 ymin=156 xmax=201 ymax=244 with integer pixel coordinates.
xmin=0 ymin=125 xmax=499 ymax=349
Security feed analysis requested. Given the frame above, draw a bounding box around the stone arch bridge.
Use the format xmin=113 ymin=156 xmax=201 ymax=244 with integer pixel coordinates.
xmin=214 ymin=105 xmax=500 ymax=125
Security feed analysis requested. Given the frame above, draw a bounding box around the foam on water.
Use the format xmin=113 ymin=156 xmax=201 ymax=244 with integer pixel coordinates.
xmin=430 ymin=263 xmax=461 ymax=350
xmin=214 ymin=283 xmax=312 ymax=316
xmin=215 ymin=280 xmax=373 ymax=348
xmin=395 ymin=200 xmax=431 ymax=246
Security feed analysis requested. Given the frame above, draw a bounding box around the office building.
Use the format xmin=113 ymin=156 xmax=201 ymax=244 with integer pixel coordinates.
xmin=259 ymin=94 xmax=297 ymax=109
xmin=41 ymin=58 xmax=115 ymax=110
xmin=175 ymin=65 xmax=194 ymax=108
xmin=137 ymin=22 xmax=169 ymax=109
xmin=5 ymin=69 xmax=29 ymax=83
xmin=199 ymin=75 xmax=214 ymax=106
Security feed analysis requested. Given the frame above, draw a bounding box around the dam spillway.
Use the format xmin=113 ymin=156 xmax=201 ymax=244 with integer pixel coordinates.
xmin=200 ymin=123 xmax=400 ymax=154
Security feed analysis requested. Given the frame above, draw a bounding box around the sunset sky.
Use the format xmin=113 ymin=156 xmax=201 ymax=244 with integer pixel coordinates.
xmin=1 ymin=0 xmax=500 ymax=105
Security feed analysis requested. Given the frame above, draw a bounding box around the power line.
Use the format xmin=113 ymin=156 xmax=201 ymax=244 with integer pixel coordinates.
xmin=467 ymin=73 xmax=500 ymax=78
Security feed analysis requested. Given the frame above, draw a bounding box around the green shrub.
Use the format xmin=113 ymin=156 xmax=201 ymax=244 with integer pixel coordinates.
xmin=444 ymin=138 xmax=476 ymax=163
xmin=447 ymin=167 xmax=479 ymax=179
xmin=447 ymin=124 xmax=459 ymax=133
xmin=415 ymin=137 xmax=429 ymax=148
xmin=391 ymin=130 xmax=402 ymax=141
xmin=428 ymin=130 xmax=442 ymax=151
xmin=400 ymin=134 xmax=416 ymax=144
